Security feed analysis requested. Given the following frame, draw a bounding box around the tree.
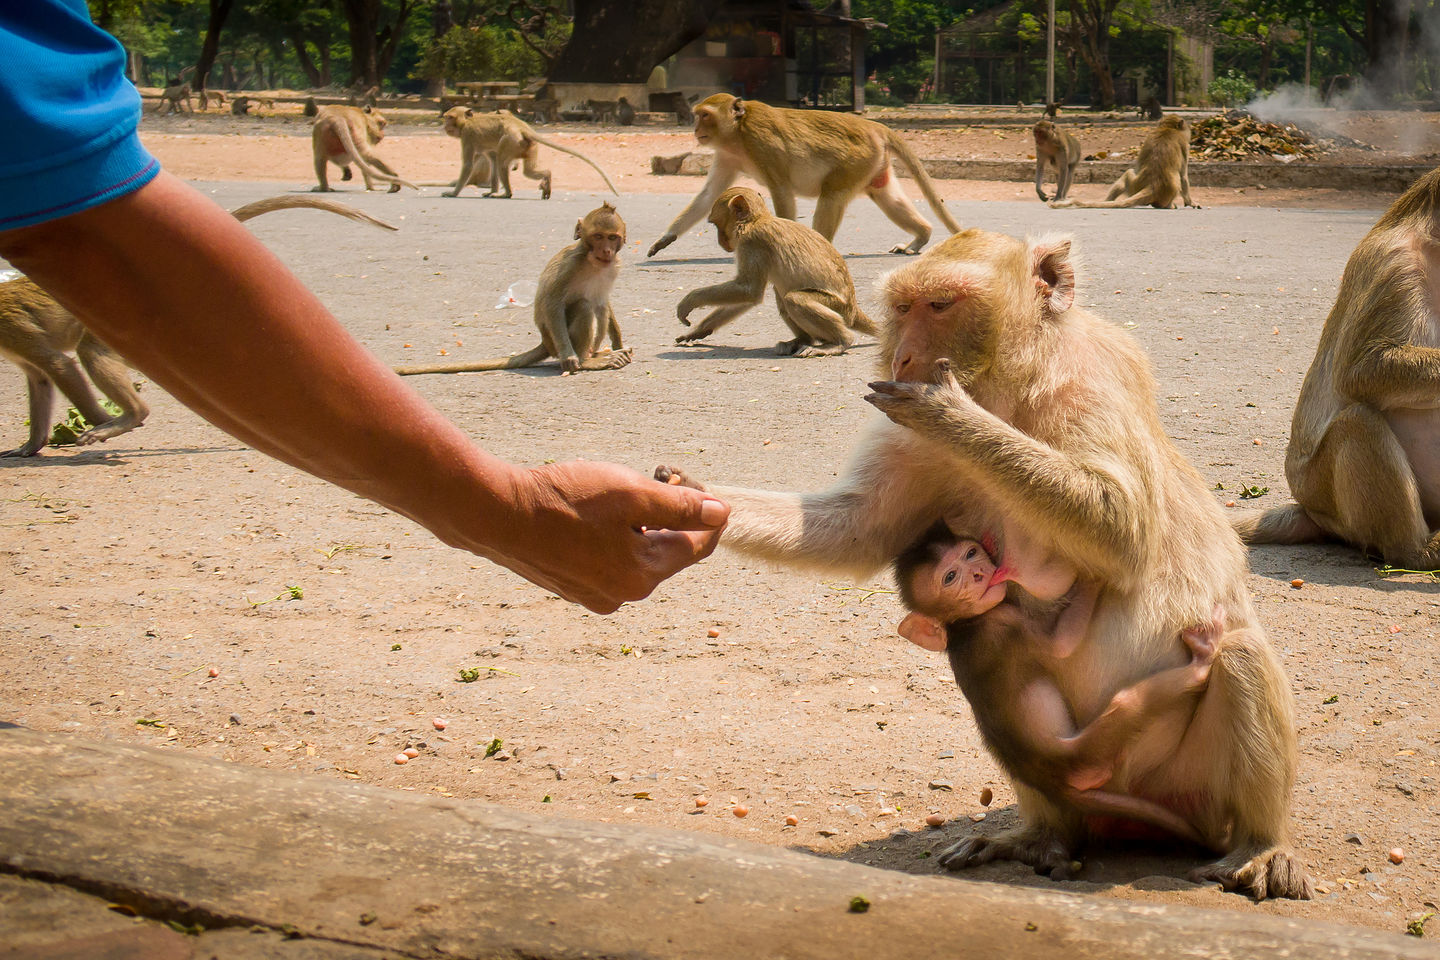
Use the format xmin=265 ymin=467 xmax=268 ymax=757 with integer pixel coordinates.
xmin=546 ymin=0 xmax=724 ymax=83
xmin=194 ymin=0 xmax=237 ymax=90
xmin=1070 ymin=0 xmax=1126 ymax=108
xmin=340 ymin=0 xmax=424 ymax=88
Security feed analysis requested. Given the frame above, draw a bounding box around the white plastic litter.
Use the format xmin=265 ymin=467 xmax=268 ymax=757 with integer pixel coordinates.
xmin=495 ymin=280 xmax=536 ymax=309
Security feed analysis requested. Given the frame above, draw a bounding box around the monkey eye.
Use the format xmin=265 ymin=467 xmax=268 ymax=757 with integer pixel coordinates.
xmin=942 ymin=570 xmax=958 ymax=586
xmin=929 ymin=301 xmax=954 ymax=312
xmin=895 ymin=303 xmax=911 ymax=314
xmin=964 ymin=546 xmax=978 ymax=561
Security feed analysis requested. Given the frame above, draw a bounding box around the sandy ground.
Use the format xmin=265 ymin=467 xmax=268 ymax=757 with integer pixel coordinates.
xmin=3 ymin=110 xmax=1440 ymax=941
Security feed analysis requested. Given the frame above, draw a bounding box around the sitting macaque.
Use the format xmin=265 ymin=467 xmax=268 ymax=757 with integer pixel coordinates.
xmin=1142 ymin=95 xmax=1164 ymax=120
xmin=311 ymin=104 xmax=417 ymax=193
xmin=230 ymin=95 xmax=251 ymax=116
xmin=302 ymin=96 xmax=319 ymax=118
xmin=617 ymin=96 xmax=636 ymax=126
xmin=1049 ymin=116 xmax=1196 ymax=210
xmin=674 ymin=187 xmax=877 ymax=357
xmin=1032 ymin=119 xmax=1081 ymax=202
xmin=154 ymin=82 xmax=192 ymax=115
xmin=893 ymin=519 xmax=1097 ymax=660
xmin=439 ymin=106 xmax=617 ymax=199
xmin=893 ymin=522 xmax=1220 ymax=840
xmin=395 ymin=204 xmax=630 ymax=376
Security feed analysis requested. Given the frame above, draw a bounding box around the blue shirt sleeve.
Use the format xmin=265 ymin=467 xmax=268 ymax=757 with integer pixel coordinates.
xmin=0 ymin=0 xmax=160 ymax=230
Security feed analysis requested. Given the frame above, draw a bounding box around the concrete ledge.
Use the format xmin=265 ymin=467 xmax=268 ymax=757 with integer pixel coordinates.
xmin=1 ymin=727 xmax=1432 ymax=959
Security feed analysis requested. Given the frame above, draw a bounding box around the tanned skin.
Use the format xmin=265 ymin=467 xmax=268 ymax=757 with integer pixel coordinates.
xmin=647 ymin=94 xmax=962 ymax=258
xmin=674 ymin=186 xmax=877 ymax=357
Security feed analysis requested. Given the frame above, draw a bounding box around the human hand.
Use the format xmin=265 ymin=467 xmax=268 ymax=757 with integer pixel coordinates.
xmin=483 ymin=461 xmax=728 ymax=613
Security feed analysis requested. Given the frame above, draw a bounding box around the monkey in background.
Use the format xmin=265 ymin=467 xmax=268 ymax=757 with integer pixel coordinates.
xmin=647 ymin=93 xmax=961 ymax=258
xmin=674 ymin=187 xmax=877 ymax=357
xmin=396 ymin=203 xmax=630 ymax=376
xmin=1032 ymin=119 xmax=1081 ymax=203
xmin=439 ymin=106 xmax=618 ymax=200
xmin=617 ymin=96 xmax=636 ymax=126
xmin=311 ymin=104 xmax=417 ymax=193
xmin=154 ymin=81 xmax=192 ymax=115
xmin=1233 ymin=164 xmax=1440 ymax=568
xmin=1 ymin=196 xmax=396 ymax=458
xmin=657 ymin=228 xmax=1310 ymax=899
xmin=1049 ymin=116 xmax=1196 ymax=210
xmin=893 ymin=520 xmax=1221 ymax=849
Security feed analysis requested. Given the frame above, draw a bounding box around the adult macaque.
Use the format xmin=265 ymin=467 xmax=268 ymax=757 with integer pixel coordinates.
xmin=1234 ymin=165 xmax=1440 ymax=567
xmin=439 ymin=107 xmax=618 ymax=200
xmin=1 ymin=196 xmax=396 ymax=458
xmin=154 ymin=82 xmax=192 ymax=115
xmin=656 ymin=228 xmax=1310 ymax=899
xmin=1032 ymin=120 xmax=1081 ymax=203
xmin=311 ymin=105 xmax=417 ymax=194
xmin=674 ymin=187 xmax=877 ymax=356
xmin=587 ymin=99 xmax=618 ymax=124
xmin=395 ymin=203 xmax=630 ymax=376
xmin=1049 ymin=116 xmax=1196 ymax=210
xmin=199 ymin=89 xmax=227 ymax=111
xmin=617 ymin=96 xmax=636 ymax=126
xmin=647 ymin=93 xmax=961 ymax=258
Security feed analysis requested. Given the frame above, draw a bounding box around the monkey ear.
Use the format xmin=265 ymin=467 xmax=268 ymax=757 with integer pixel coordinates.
xmin=1030 ymin=237 xmax=1076 ymax=315
xmin=574 ymin=219 xmax=584 ymax=240
xmin=727 ymin=193 xmax=753 ymax=222
xmin=732 ymin=98 xmax=746 ymax=119
xmin=898 ymin=613 xmax=949 ymax=652
xmin=464 ymin=107 xmax=475 ymax=119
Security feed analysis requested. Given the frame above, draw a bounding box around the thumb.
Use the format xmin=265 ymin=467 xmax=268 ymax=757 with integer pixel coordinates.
xmin=639 ymin=480 xmax=729 ymax=532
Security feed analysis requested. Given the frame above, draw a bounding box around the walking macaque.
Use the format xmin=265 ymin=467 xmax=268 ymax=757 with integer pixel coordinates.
xmin=311 ymin=105 xmax=417 ymax=194
xmin=655 ymin=228 xmax=1310 ymax=899
xmin=1233 ymin=164 xmax=1440 ymax=568
xmin=647 ymin=94 xmax=962 ymax=258
xmin=1049 ymin=116 xmax=1196 ymax=210
xmin=199 ymin=89 xmax=227 ymax=111
xmin=154 ymin=82 xmax=192 ymax=115
xmin=1033 ymin=120 xmax=1081 ymax=203
xmin=439 ymin=107 xmax=618 ymax=200
xmin=395 ymin=204 xmax=630 ymax=376
xmin=586 ymin=99 xmax=618 ymax=124
xmin=0 ymin=197 xmax=395 ymax=458
xmin=674 ymin=187 xmax=877 ymax=356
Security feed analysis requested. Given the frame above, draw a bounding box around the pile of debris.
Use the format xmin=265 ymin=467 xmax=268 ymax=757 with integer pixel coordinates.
xmin=1189 ymin=110 xmax=1369 ymax=162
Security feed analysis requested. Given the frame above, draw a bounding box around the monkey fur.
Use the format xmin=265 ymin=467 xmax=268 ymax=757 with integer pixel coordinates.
xmin=311 ymin=105 xmax=417 ymax=194
xmin=1032 ymin=120 xmax=1081 ymax=203
xmin=1049 ymin=116 xmax=1196 ymax=210
xmin=439 ymin=107 xmax=618 ymax=200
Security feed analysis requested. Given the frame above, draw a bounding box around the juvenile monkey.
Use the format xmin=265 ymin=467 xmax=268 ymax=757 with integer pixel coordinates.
xmin=674 ymin=187 xmax=877 ymax=357
xmin=439 ymin=106 xmax=618 ymax=199
xmin=1049 ymin=116 xmax=1196 ymax=210
xmin=895 ymin=522 xmax=1220 ymax=846
xmin=199 ymin=88 xmax=227 ymax=111
xmin=395 ymin=203 xmax=630 ymax=376
xmin=1032 ymin=119 xmax=1081 ymax=203
xmin=647 ymin=93 xmax=961 ymax=258
xmin=154 ymin=82 xmax=192 ymax=115
xmin=656 ymin=228 xmax=1310 ymax=899
xmin=311 ymin=104 xmax=417 ymax=193
xmin=1 ymin=196 xmax=396 ymax=458
xmin=1234 ymin=164 xmax=1440 ymax=567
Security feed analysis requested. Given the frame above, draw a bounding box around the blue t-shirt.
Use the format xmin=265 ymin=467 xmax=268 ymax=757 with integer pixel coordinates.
xmin=0 ymin=0 xmax=160 ymax=230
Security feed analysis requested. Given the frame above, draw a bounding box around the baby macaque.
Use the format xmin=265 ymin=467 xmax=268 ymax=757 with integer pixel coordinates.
xmin=894 ymin=520 xmax=1218 ymax=818
xmin=894 ymin=520 xmax=1096 ymax=660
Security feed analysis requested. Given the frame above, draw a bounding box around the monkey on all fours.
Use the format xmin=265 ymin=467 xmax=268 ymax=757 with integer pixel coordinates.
xmin=893 ymin=521 xmax=1222 ymax=849
xmin=1 ymin=197 xmax=396 ymax=458
xmin=1032 ymin=119 xmax=1081 ymax=203
xmin=657 ymin=227 xmax=1310 ymax=899
xmin=1233 ymin=163 xmax=1440 ymax=568
xmin=439 ymin=107 xmax=618 ymax=200
xmin=647 ymin=94 xmax=961 ymax=257
xmin=311 ymin=104 xmax=417 ymax=193
xmin=674 ymin=187 xmax=876 ymax=357
xmin=1049 ymin=115 xmax=1196 ymax=210
xmin=395 ymin=203 xmax=630 ymax=376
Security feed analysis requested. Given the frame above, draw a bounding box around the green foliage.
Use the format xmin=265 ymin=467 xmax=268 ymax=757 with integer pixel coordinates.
xmin=413 ymin=20 xmax=570 ymax=84
xmin=1209 ymin=68 xmax=1256 ymax=106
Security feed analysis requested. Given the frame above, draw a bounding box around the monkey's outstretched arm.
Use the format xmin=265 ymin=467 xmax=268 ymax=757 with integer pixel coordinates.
xmin=865 ymin=365 xmax=1151 ymax=582
xmin=649 ymin=161 xmax=741 ymax=257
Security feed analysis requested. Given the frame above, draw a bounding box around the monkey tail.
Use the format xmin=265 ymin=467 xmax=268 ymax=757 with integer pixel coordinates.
xmin=883 ymin=130 xmax=962 ymax=235
xmin=228 ymin=195 xmax=398 ymax=231
xmin=848 ymin=305 xmax=880 ymax=336
xmin=327 ymin=115 xmax=420 ymax=192
xmin=394 ymin=344 xmax=550 ymax=376
xmin=526 ymin=133 xmax=620 ymax=195
xmin=1229 ymin=503 xmax=1327 ymax=545
xmin=1050 ymin=188 xmax=1157 ymax=210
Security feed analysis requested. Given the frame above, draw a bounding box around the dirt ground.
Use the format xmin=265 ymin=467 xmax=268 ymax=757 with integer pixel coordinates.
xmin=3 ymin=108 xmax=1440 ymax=942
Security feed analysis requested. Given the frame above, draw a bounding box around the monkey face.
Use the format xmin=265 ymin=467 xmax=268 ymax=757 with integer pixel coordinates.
xmin=916 ymin=539 xmax=1006 ymax=621
xmin=578 ymin=206 xmax=626 ymax=265
xmin=692 ymin=94 xmax=736 ymax=146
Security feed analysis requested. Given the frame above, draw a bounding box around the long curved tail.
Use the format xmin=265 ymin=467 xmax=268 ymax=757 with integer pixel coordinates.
xmin=849 ymin=305 xmax=879 ymax=336
xmin=1230 ymin=502 xmax=1327 ymax=545
xmin=1049 ymin=188 xmax=1157 ymax=210
xmin=326 ymin=115 xmax=420 ymax=192
xmin=883 ymin=130 xmax=962 ymax=235
xmin=395 ymin=344 xmax=548 ymax=376
xmin=228 ymin=195 xmax=398 ymax=230
xmin=527 ymin=133 xmax=620 ymax=195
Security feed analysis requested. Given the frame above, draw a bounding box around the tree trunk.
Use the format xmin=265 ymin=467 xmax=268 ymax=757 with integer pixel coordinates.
xmin=194 ymin=0 xmax=236 ymax=91
xmin=1070 ymin=0 xmax=1121 ymax=109
xmin=290 ymin=31 xmax=323 ymax=87
xmin=339 ymin=0 xmax=417 ymax=88
xmin=548 ymin=0 xmax=724 ymax=83
xmin=1365 ymin=0 xmax=1412 ymax=99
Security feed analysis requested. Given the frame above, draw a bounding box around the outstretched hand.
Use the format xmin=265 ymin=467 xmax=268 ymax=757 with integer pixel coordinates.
xmin=648 ymin=233 xmax=678 ymax=258
xmin=481 ymin=461 xmax=729 ymax=614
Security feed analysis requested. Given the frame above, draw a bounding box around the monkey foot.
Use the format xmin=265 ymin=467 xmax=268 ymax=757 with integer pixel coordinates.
xmin=888 ymin=242 xmax=923 ymax=255
xmin=782 ymin=341 xmax=848 ymax=358
xmin=936 ymin=825 xmax=1077 ymax=881
xmin=675 ymin=333 xmax=711 ymax=345
xmin=653 ymin=465 xmax=706 ymax=492
xmin=1 ymin=445 xmax=42 ymax=458
xmin=1188 ymin=846 xmax=1313 ymax=901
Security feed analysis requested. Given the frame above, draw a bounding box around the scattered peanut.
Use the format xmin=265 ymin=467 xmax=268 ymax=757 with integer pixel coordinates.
xmin=979 ymin=787 xmax=993 ymax=806
xmin=1390 ymin=847 xmax=1405 ymax=864
xmin=1290 ymin=579 xmax=1304 ymax=589
xmin=432 ymin=718 xmax=448 ymax=730
xmin=393 ymin=753 xmax=409 ymax=765
xmin=207 ymin=667 xmax=220 ymax=678
xmin=707 ymin=628 xmax=721 ymax=638
xmin=732 ymin=804 xmax=749 ymax=818
xmin=695 ymin=796 xmax=709 ymax=808
xmin=925 ymin=813 xmax=946 ymax=827
xmin=785 ymin=815 xmax=799 ymax=826
xmin=402 ymin=747 xmax=420 ymax=759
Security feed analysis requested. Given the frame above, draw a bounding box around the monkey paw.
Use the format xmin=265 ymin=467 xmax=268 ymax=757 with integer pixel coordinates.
xmin=888 ymin=242 xmax=923 ymax=255
xmin=387 ymin=182 xmax=401 ymax=194
xmin=654 ymin=465 xmax=707 ymax=492
xmin=1188 ymin=847 xmax=1313 ymax=901
xmin=675 ymin=331 xmax=710 ymax=344
xmin=937 ymin=826 xmax=1076 ymax=880
xmin=648 ymin=234 xmax=678 ymax=258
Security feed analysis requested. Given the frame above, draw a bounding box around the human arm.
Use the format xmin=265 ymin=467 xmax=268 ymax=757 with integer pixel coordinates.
xmin=0 ymin=172 xmax=727 ymax=613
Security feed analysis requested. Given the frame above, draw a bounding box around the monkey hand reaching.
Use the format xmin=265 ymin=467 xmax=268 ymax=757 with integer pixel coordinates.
xmin=648 ymin=233 xmax=678 ymax=258
xmin=675 ymin=292 xmax=699 ymax=326
xmin=654 ymin=464 xmax=708 ymax=492
xmin=864 ymin=358 xmax=977 ymax=432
